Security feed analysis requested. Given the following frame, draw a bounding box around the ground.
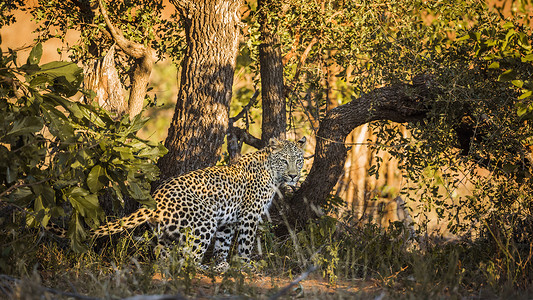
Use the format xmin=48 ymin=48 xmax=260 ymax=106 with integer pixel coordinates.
xmin=152 ymin=272 xmax=382 ymax=299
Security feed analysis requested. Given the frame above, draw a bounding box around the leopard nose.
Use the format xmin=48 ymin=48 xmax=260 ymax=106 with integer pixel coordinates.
xmin=288 ymin=174 xmax=298 ymax=181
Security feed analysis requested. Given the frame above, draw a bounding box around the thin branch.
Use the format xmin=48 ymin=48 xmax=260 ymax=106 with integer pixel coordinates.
xmin=97 ymin=0 xmax=155 ymax=118
xmin=230 ymin=90 xmax=260 ymax=123
xmin=282 ymin=30 xmax=300 ymax=65
xmin=285 ymin=37 xmax=318 ymax=96
xmin=98 ymin=0 xmax=146 ymax=59
xmin=228 ymin=90 xmax=262 ymax=156
xmin=0 ymin=177 xmax=51 ymax=199
xmin=294 ymin=91 xmax=318 ymax=133
xmin=231 ymin=127 xmax=263 ymax=149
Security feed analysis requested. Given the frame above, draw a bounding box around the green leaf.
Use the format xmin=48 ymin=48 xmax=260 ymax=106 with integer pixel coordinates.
xmin=27 ymin=43 xmax=43 ymax=65
xmin=68 ymin=213 xmax=89 ymax=253
xmin=68 ymin=186 xmax=89 ymax=197
xmin=502 ymin=21 xmax=514 ymax=30
xmin=516 ymin=101 xmax=532 ymax=116
xmin=7 ymin=186 xmax=33 ymax=204
xmin=4 ymin=116 xmax=43 ymax=138
xmin=457 ymin=34 xmax=470 ymax=42
xmin=128 ymin=181 xmax=149 ymax=200
xmin=69 ymin=193 xmax=102 ymax=220
xmin=78 ymin=104 xmax=108 ymax=128
xmin=87 ymin=165 xmax=106 ymax=193
xmin=32 ymin=183 xmax=55 ymax=207
xmin=511 ymin=80 xmax=524 ymax=88
xmin=488 ymin=61 xmax=500 ymax=69
xmin=518 ymin=32 xmax=531 ymax=50
xmin=522 ymin=53 xmax=533 ymax=62
xmin=129 ymin=115 xmax=149 ymax=133
xmin=35 ymin=61 xmax=83 ymax=84
xmin=66 ymin=102 xmax=85 ymax=119
xmin=41 ymin=102 xmax=75 ymax=140
xmin=50 ymin=74 xmax=79 ymax=97
xmin=111 ymin=184 xmax=124 ymax=204
xmin=43 ymin=94 xmax=85 ymax=119
xmin=114 ymin=146 xmax=135 ymax=160
xmin=29 ymin=74 xmax=51 ymax=87
xmin=138 ymin=145 xmax=165 ymax=158
xmin=518 ymin=90 xmax=532 ymax=100
xmin=30 ymin=195 xmax=51 ymax=227
xmin=498 ymin=69 xmax=517 ymax=82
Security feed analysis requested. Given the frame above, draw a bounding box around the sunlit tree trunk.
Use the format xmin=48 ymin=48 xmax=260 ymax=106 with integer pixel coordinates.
xmin=158 ymin=0 xmax=242 ymax=180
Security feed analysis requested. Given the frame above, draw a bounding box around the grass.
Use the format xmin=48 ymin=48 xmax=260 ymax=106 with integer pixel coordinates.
xmin=1 ymin=214 xmax=533 ymax=299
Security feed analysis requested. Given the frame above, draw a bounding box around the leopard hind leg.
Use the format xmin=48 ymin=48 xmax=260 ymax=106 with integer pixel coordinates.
xmin=158 ymin=213 xmax=218 ymax=271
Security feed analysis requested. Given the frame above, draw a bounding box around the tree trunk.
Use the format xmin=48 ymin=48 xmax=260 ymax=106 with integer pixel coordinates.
xmin=258 ymin=0 xmax=286 ymax=145
xmin=226 ymin=0 xmax=285 ymax=161
xmin=83 ymin=45 xmax=127 ymax=116
xmin=98 ymin=0 xmax=155 ymax=119
xmin=283 ymin=77 xmax=433 ymax=229
xmin=159 ymin=0 xmax=242 ymax=180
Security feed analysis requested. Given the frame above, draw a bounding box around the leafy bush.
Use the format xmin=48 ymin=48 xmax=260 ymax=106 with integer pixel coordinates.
xmin=0 ymin=43 xmax=167 ymax=252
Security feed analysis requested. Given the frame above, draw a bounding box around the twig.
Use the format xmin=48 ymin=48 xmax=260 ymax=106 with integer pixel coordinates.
xmin=285 ymin=36 xmax=318 ymax=97
xmin=228 ymin=90 xmax=262 ymax=153
xmin=230 ymin=90 xmax=260 ymax=123
xmin=268 ymin=264 xmax=318 ymax=300
xmin=0 ymin=177 xmax=51 ymax=199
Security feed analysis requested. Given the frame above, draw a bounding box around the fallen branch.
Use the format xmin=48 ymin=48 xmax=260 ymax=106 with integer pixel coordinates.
xmin=268 ymin=264 xmax=318 ymax=300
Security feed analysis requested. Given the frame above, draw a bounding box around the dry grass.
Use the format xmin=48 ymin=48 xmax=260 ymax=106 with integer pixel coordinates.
xmin=1 ymin=217 xmax=533 ymax=299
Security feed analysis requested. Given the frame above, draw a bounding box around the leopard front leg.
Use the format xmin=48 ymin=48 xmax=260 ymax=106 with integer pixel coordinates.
xmin=212 ymin=223 xmax=236 ymax=272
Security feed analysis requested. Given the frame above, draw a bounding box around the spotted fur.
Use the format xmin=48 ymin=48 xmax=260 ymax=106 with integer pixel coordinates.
xmin=92 ymin=137 xmax=306 ymax=271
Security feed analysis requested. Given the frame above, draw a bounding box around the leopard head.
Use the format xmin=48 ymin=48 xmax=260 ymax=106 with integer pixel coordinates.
xmin=267 ymin=137 xmax=306 ymax=186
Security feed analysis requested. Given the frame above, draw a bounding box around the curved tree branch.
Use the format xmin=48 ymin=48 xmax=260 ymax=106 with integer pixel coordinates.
xmin=97 ymin=0 xmax=155 ymax=118
xmin=281 ymin=75 xmax=435 ymax=229
xmin=98 ymin=0 xmax=145 ymax=59
xmin=231 ymin=127 xmax=263 ymax=149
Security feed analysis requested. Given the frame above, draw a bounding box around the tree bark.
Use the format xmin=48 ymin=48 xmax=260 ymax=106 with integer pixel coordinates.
xmin=258 ymin=0 xmax=286 ymax=145
xmin=283 ymin=77 xmax=434 ymax=229
xmin=83 ymin=46 xmax=127 ymax=116
xmin=159 ymin=0 xmax=242 ymax=180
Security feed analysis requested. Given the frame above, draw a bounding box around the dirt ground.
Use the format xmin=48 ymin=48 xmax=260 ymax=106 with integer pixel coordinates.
xmin=152 ymin=272 xmax=383 ymax=299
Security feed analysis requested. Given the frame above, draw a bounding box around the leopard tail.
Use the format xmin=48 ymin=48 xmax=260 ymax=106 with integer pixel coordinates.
xmin=92 ymin=207 xmax=156 ymax=237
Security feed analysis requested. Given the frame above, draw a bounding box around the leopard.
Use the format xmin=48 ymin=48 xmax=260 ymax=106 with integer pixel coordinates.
xmin=90 ymin=137 xmax=306 ymax=272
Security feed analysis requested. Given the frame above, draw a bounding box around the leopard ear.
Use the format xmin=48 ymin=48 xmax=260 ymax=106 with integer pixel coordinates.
xmin=297 ymin=136 xmax=306 ymax=149
xmin=268 ymin=137 xmax=283 ymax=150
